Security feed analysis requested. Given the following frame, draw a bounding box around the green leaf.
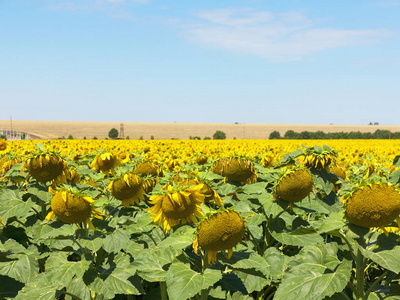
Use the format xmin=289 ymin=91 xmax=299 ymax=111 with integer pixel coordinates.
xmin=35 ymin=143 xmax=46 ymax=151
xmin=220 ymin=251 xmax=270 ymax=277
xmin=0 ymin=189 xmax=35 ymax=224
xmin=27 ymin=221 xmax=77 ymax=240
xmin=45 ymin=252 xmax=91 ymax=287
xmin=269 ymin=218 xmax=324 ymax=247
xmin=257 ymin=193 xmax=287 ymax=218
xmin=103 ymin=227 xmax=130 ymax=253
xmin=263 ymin=247 xmax=290 ymax=281
xmin=312 ymin=211 xmax=346 ymax=234
xmin=362 ymin=245 xmax=400 ymax=274
xmin=233 ymin=270 xmax=270 ymax=294
xmin=241 ymin=182 xmax=268 ymax=194
xmin=90 ymin=264 xmax=144 ymax=298
xmin=0 ymin=241 xmax=39 ymax=284
xmin=274 ymin=245 xmax=352 ymax=300
xmin=166 ymin=261 xmax=222 ymax=300
xmin=14 ymin=273 xmax=60 ymax=300
xmin=79 ymin=232 xmax=105 ymax=252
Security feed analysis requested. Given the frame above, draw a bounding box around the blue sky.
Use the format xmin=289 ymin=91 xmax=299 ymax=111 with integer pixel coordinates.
xmin=1 ymin=0 xmax=399 ymax=125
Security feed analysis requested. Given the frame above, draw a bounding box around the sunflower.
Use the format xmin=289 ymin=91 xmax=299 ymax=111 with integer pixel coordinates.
xmin=1 ymin=156 xmax=25 ymax=176
xmin=108 ymin=173 xmax=145 ymax=207
xmin=303 ymin=145 xmax=337 ymax=170
xmin=171 ymin=172 xmax=223 ymax=207
xmin=343 ymin=181 xmax=400 ymax=235
xmin=329 ymin=165 xmax=348 ymax=193
xmin=52 ymin=168 xmax=81 ymax=186
xmin=142 ymin=177 xmax=158 ymax=202
xmin=195 ymin=155 xmax=208 ymax=166
xmin=91 ymin=152 xmax=121 ymax=175
xmin=221 ymin=156 xmax=257 ymax=184
xmin=0 ymin=140 xmax=7 ymax=152
xmin=193 ymin=209 xmax=245 ymax=265
xmin=148 ymin=184 xmax=204 ymax=232
xmin=134 ymin=160 xmax=164 ymax=177
xmin=45 ymin=187 xmax=104 ymax=230
xmin=24 ymin=153 xmax=67 ymax=183
xmin=274 ymin=168 xmax=313 ymax=203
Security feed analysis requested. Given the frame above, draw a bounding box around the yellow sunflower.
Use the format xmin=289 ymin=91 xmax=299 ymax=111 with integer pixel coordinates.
xmin=91 ymin=152 xmax=121 ymax=175
xmin=148 ymin=184 xmax=204 ymax=232
xmin=0 ymin=140 xmax=7 ymax=152
xmin=343 ymin=181 xmax=400 ymax=235
xmin=24 ymin=153 xmax=67 ymax=183
xmin=221 ymin=156 xmax=257 ymax=184
xmin=45 ymin=187 xmax=104 ymax=230
xmin=274 ymin=167 xmax=313 ymax=203
xmin=108 ymin=173 xmax=145 ymax=207
xmin=134 ymin=160 xmax=164 ymax=177
xmin=193 ymin=209 xmax=245 ymax=265
xmin=51 ymin=168 xmax=81 ymax=186
xmin=302 ymin=145 xmax=337 ymax=170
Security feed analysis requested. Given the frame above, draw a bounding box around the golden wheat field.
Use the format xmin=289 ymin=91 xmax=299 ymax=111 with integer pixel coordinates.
xmin=2 ymin=120 xmax=400 ymax=139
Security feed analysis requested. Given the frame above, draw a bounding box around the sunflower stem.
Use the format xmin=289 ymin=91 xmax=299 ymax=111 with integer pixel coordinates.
xmin=355 ymin=248 xmax=366 ymax=299
xmin=160 ymin=281 xmax=168 ymax=300
xmin=200 ymin=250 xmax=210 ymax=300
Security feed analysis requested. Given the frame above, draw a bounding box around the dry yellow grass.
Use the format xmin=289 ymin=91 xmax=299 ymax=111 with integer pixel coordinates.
xmin=1 ymin=120 xmax=400 ymax=140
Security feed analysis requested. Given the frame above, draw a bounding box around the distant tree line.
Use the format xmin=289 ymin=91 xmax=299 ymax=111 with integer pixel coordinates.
xmin=269 ymin=129 xmax=400 ymax=139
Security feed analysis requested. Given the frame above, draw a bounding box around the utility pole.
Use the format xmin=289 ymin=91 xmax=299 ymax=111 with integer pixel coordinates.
xmin=120 ymin=123 xmax=124 ymax=139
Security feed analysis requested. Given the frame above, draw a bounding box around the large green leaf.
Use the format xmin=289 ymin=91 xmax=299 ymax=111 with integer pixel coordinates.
xmin=0 ymin=240 xmax=39 ymax=284
xmin=103 ymin=227 xmax=130 ymax=253
xmin=220 ymin=251 xmax=270 ymax=278
xmin=27 ymin=221 xmax=76 ymax=241
xmin=166 ymin=261 xmax=222 ymax=300
xmin=269 ymin=218 xmax=323 ymax=246
xmin=263 ymin=247 xmax=290 ymax=281
xmin=274 ymin=245 xmax=352 ymax=300
xmin=0 ymin=189 xmax=35 ymax=224
xmin=45 ymin=252 xmax=91 ymax=287
xmin=362 ymin=246 xmax=400 ymax=274
xmin=14 ymin=273 xmax=60 ymax=300
xmin=240 ymin=182 xmax=268 ymax=194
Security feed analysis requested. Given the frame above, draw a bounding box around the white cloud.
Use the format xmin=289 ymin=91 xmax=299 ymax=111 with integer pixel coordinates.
xmin=183 ymin=8 xmax=391 ymax=62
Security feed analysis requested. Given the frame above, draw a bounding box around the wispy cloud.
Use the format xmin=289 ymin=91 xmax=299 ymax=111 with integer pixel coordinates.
xmin=372 ymin=0 xmax=400 ymax=7
xmin=182 ymin=8 xmax=391 ymax=62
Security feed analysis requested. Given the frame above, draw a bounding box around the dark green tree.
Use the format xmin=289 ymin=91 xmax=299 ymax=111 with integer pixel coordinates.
xmin=108 ymin=128 xmax=119 ymax=139
xmin=213 ymin=130 xmax=226 ymax=140
xmin=269 ymin=131 xmax=281 ymax=139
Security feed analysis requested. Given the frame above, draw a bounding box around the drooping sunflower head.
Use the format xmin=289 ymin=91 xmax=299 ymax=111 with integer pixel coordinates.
xmin=302 ymin=145 xmax=338 ymax=170
xmin=195 ymin=155 xmax=208 ymax=166
xmin=260 ymin=154 xmax=274 ymax=168
xmin=1 ymin=155 xmax=25 ymax=176
xmin=343 ymin=180 xmax=400 ymax=232
xmin=0 ymin=140 xmax=7 ymax=152
xmin=134 ymin=160 xmax=164 ymax=178
xmin=329 ymin=165 xmax=348 ymax=193
xmin=142 ymin=177 xmax=158 ymax=202
xmin=25 ymin=153 xmax=67 ymax=183
xmin=211 ymin=158 xmax=224 ymax=176
xmin=91 ymin=152 xmax=121 ymax=175
xmin=52 ymin=168 xmax=81 ymax=186
xmin=46 ymin=186 xmax=104 ymax=230
xmin=108 ymin=172 xmax=145 ymax=207
xmin=171 ymin=171 xmax=200 ymax=187
xmin=193 ymin=209 xmax=245 ymax=265
xmin=274 ymin=167 xmax=314 ymax=203
xmin=148 ymin=184 xmax=205 ymax=232
xmin=221 ymin=156 xmax=257 ymax=184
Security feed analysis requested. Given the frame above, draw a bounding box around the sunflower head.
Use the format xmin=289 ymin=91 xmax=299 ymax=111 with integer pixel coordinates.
xmin=211 ymin=158 xmax=224 ymax=176
xmin=25 ymin=153 xmax=67 ymax=183
xmin=329 ymin=165 xmax=348 ymax=193
xmin=221 ymin=156 xmax=257 ymax=184
xmin=260 ymin=154 xmax=274 ymax=168
xmin=108 ymin=172 xmax=145 ymax=207
xmin=171 ymin=171 xmax=200 ymax=187
xmin=46 ymin=186 xmax=104 ymax=229
xmin=0 ymin=140 xmax=7 ymax=152
xmin=1 ymin=155 xmax=25 ymax=175
xmin=52 ymin=168 xmax=81 ymax=186
xmin=195 ymin=155 xmax=208 ymax=166
xmin=134 ymin=160 xmax=164 ymax=177
xmin=343 ymin=180 xmax=400 ymax=230
xmin=148 ymin=184 xmax=204 ymax=232
xmin=302 ymin=145 xmax=337 ymax=170
xmin=91 ymin=152 xmax=121 ymax=175
xmin=274 ymin=167 xmax=313 ymax=203
xmin=142 ymin=177 xmax=158 ymax=202
xmin=193 ymin=209 xmax=245 ymax=265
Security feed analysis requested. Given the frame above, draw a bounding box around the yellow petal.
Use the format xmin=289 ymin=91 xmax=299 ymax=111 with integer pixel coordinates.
xmin=45 ymin=211 xmax=55 ymax=221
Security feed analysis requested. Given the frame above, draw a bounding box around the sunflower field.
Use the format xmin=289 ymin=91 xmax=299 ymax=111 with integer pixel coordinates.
xmin=2 ymin=138 xmax=400 ymax=300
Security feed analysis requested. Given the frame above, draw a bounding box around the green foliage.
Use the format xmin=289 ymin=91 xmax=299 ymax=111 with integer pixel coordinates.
xmin=108 ymin=128 xmax=119 ymax=139
xmin=213 ymin=130 xmax=226 ymax=140
xmin=269 ymin=131 xmax=281 ymax=139
xmin=283 ymin=129 xmax=400 ymax=139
